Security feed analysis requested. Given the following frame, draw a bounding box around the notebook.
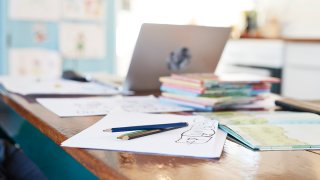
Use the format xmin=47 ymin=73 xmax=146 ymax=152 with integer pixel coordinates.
xmin=195 ymin=111 xmax=320 ymax=151
xmin=123 ymin=23 xmax=231 ymax=92
xmin=275 ymin=97 xmax=320 ymax=115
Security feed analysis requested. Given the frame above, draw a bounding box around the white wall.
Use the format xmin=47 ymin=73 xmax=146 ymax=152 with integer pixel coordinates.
xmin=256 ymin=0 xmax=320 ymax=38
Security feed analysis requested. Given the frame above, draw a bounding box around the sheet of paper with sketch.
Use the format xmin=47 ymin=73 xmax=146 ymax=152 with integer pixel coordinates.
xmin=37 ymin=96 xmax=192 ymax=117
xmin=62 ymin=109 xmax=227 ymax=158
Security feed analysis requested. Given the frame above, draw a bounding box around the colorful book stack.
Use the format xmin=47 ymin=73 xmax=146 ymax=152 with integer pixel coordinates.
xmin=159 ymin=73 xmax=280 ymax=111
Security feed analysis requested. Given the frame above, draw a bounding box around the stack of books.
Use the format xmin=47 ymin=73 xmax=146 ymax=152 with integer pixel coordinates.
xmin=159 ymin=73 xmax=280 ymax=111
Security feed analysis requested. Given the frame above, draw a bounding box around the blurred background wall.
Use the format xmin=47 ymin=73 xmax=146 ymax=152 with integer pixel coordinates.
xmin=1 ymin=0 xmax=320 ymax=99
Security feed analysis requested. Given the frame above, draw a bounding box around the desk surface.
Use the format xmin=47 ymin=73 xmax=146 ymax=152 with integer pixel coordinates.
xmin=2 ymin=92 xmax=320 ymax=180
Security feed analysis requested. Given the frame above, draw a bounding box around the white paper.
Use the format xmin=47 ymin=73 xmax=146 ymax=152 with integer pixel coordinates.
xmin=9 ymin=0 xmax=60 ymax=21
xmin=37 ymin=96 xmax=192 ymax=117
xmin=37 ymin=97 xmax=117 ymax=117
xmin=60 ymin=23 xmax=106 ymax=59
xmin=9 ymin=48 xmax=62 ymax=78
xmin=62 ymin=110 xmax=226 ymax=158
xmin=62 ymin=0 xmax=105 ymax=21
xmin=0 ymin=76 xmax=119 ymax=96
xmin=118 ymin=96 xmax=193 ymax=113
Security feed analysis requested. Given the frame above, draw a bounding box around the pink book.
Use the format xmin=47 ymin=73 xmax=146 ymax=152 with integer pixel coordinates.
xmin=171 ymin=73 xmax=280 ymax=85
xmin=161 ymin=83 xmax=205 ymax=94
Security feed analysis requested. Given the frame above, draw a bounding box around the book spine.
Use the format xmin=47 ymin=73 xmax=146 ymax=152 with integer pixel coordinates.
xmin=170 ymin=74 xmax=204 ymax=84
xmin=161 ymin=84 xmax=204 ymax=94
xmin=160 ymin=86 xmax=200 ymax=97
xmin=159 ymin=77 xmax=202 ymax=88
xmin=159 ymin=97 xmax=213 ymax=111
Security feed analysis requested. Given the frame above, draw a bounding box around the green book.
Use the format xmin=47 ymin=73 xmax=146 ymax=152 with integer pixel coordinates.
xmin=195 ymin=111 xmax=320 ymax=150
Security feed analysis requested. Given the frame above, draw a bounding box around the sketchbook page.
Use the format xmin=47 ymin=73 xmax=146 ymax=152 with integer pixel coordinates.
xmin=60 ymin=23 xmax=105 ymax=59
xmin=9 ymin=0 xmax=60 ymax=21
xmin=37 ymin=96 xmax=120 ymax=117
xmin=119 ymin=96 xmax=193 ymax=113
xmin=62 ymin=109 xmax=225 ymax=158
xmin=9 ymin=48 xmax=62 ymax=78
xmin=0 ymin=76 xmax=119 ymax=95
xmin=62 ymin=0 xmax=105 ymax=21
xmin=37 ymin=96 xmax=192 ymax=117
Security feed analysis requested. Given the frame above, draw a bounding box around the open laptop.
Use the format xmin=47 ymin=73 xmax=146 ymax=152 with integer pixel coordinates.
xmin=63 ymin=24 xmax=230 ymax=93
xmin=122 ymin=23 xmax=231 ymax=92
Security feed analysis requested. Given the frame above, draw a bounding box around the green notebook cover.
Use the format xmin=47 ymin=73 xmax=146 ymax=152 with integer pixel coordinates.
xmin=195 ymin=111 xmax=320 ymax=150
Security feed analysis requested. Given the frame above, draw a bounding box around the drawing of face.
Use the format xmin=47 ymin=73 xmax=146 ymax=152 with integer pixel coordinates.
xmin=175 ymin=121 xmax=216 ymax=144
xmin=167 ymin=47 xmax=191 ymax=71
xmin=181 ymin=128 xmax=215 ymax=137
xmin=176 ymin=136 xmax=213 ymax=144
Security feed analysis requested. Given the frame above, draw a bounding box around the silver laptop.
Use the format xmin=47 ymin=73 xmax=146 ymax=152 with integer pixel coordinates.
xmin=123 ymin=23 xmax=231 ymax=92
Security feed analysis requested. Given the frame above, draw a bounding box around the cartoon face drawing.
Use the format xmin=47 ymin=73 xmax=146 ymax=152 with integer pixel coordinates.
xmin=176 ymin=136 xmax=213 ymax=144
xmin=175 ymin=121 xmax=216 ymax=144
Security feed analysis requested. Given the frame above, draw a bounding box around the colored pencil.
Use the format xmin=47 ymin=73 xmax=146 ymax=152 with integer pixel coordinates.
xmin=117 ymin=126 xmax=184 ymax=140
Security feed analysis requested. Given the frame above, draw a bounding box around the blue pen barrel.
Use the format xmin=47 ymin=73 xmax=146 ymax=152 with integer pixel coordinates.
xmin=107 ymin=122 xmax=188 ymax=132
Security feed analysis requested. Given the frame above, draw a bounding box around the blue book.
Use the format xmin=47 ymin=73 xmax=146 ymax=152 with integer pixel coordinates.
xmin=159 ymin=97 xmax=213 ymax=111
xmin=161 ymin=86 xmax=252 ymax=97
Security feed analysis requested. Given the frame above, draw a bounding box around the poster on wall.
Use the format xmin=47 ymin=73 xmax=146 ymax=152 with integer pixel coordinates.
xmin=10 ymin=21 xmax=59 ymax=49
xmin=9 ymin=0 xmax=60 ymax=21
xmin=59 ymin=23 xmax=106 ymax=59
xmin=9 ymin=48 xmax=62 ymax=78
xmin=62 ymin=0 xmax=105 ymax=21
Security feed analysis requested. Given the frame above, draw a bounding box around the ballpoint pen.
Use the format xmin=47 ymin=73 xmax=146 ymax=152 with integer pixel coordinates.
xmin=103 ymin=122 xmax=188 ymax=132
